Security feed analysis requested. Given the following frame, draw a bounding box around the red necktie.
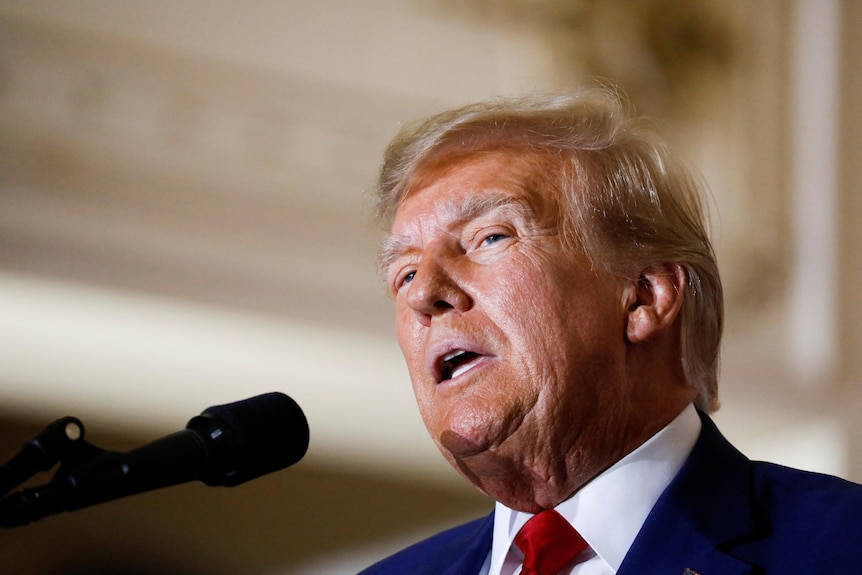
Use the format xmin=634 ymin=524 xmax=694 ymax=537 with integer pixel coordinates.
xmin=514 ymin=509 xmax=589 ymax=575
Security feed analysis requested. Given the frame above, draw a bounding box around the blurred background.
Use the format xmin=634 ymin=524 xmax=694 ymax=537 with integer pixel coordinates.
xmin=0 ymin=0 xmax=860 ymax=573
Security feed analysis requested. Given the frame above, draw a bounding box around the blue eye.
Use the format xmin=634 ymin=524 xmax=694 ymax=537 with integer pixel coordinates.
xmin=401 ymin=271 xmax=415 ymax=286
xmin=482 ymin=233 xmax=507 ymax=246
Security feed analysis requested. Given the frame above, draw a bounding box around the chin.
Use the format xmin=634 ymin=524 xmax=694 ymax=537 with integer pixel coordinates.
xmin=437 ymin=428 xmax=492 ymax=458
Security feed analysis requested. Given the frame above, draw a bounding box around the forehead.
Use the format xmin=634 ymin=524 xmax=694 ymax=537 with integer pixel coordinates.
xmin=379 ymin=153 xmax=558 ymax=275
xmin=392 ymin=152 xmax=555 ymax=231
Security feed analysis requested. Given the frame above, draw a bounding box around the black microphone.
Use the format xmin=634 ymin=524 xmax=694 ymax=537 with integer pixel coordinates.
xmin=0 ymin=392 xmax=309 ymax=527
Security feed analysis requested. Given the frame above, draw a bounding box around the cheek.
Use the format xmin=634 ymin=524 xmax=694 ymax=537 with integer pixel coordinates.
xmin=395 ymin=310 xmax=422 ymax=365
xmin=493 ymin=278 xmax=572 ymax=363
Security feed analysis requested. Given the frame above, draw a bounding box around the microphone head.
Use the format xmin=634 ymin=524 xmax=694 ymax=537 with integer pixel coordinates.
xmin=189 ymin=392 xmax=309 ymax=487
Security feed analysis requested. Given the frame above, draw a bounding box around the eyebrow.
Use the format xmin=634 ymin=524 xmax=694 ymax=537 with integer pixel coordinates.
xmin=377 ymin=192 xmax=533 ymax=279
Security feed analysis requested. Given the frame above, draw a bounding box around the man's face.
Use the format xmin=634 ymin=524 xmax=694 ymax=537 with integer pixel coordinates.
xmin=383 ymin=152 xmax=636 ymax=509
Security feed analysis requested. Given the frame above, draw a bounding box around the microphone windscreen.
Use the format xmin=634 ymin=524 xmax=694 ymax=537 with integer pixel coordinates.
xmin=195 ymin=392 xmax=309 ymax=487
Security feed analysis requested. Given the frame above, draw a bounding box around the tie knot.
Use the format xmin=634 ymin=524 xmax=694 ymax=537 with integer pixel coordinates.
xmin=514 ymin=510 xmax=588 ymax=575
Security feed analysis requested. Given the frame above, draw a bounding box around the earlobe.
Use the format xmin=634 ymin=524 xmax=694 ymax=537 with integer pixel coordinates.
xmin=625 ymin=263 xmax=687 ymax=343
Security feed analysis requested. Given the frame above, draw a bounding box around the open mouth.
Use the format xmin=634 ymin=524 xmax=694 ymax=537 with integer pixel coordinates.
xmin=439 ymin=350 xmax=483 ymax=381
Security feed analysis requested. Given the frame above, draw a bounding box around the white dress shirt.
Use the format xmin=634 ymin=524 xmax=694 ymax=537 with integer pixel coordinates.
xmin=478 ymin=403 xmax=701 ymax=575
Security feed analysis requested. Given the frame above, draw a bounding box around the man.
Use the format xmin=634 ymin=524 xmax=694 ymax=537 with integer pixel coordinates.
xmin=359 ymin=88 xmax=862 ymax=575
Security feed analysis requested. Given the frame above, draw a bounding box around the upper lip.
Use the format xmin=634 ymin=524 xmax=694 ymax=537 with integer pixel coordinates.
xmin=427 ymin=338 xmax=492 ymax=383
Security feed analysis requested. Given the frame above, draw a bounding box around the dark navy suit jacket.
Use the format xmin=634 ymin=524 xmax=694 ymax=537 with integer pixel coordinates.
xmin=359 ymin=413 xmax=862 ymax=574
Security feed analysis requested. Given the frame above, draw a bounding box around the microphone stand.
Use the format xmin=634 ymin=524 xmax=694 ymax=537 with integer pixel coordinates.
xmin=1 ymin=392 xmax=309 ymax=527
xmin=0 ymin=415 xmax=114 ymax=527
xmin=0 ymin=416 xmax=89 ymax=497
xmin=1 ymin=416 xmax=215 ymax=527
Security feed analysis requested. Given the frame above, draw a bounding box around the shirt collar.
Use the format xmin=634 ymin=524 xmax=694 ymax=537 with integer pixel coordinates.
xmin=489 ymin=403 xmax=701 ymax=574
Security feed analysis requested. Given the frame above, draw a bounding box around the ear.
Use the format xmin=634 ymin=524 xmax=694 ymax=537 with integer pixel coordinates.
xmin=624 ymin=263 xmax=687 ymax=344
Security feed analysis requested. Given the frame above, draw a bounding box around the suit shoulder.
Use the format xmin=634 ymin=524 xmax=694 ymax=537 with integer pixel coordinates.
xmin=752 ymin=461 xmax=862 ymax=533
xmin=715 ymin=462 xmax=862 ymax=568
xmin=753 ymin=460 xmax=862 ymax=500
xmin=358 ymin=514 xmax=493 ymax=575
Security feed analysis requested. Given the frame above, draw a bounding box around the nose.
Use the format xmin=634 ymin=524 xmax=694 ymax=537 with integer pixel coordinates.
xmin=405 ymin=256 xmax=472 ymax=325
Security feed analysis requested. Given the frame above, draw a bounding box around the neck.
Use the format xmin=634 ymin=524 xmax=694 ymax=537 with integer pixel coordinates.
xmin=452 ymin=375 xmax=695 ymax=513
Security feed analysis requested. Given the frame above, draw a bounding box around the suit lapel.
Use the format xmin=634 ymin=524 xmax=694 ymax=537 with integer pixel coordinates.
xmin=437 ymin=512 xmax=494 ymax=575
xmin=618 ymin=413 xmax=762 ymax=575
